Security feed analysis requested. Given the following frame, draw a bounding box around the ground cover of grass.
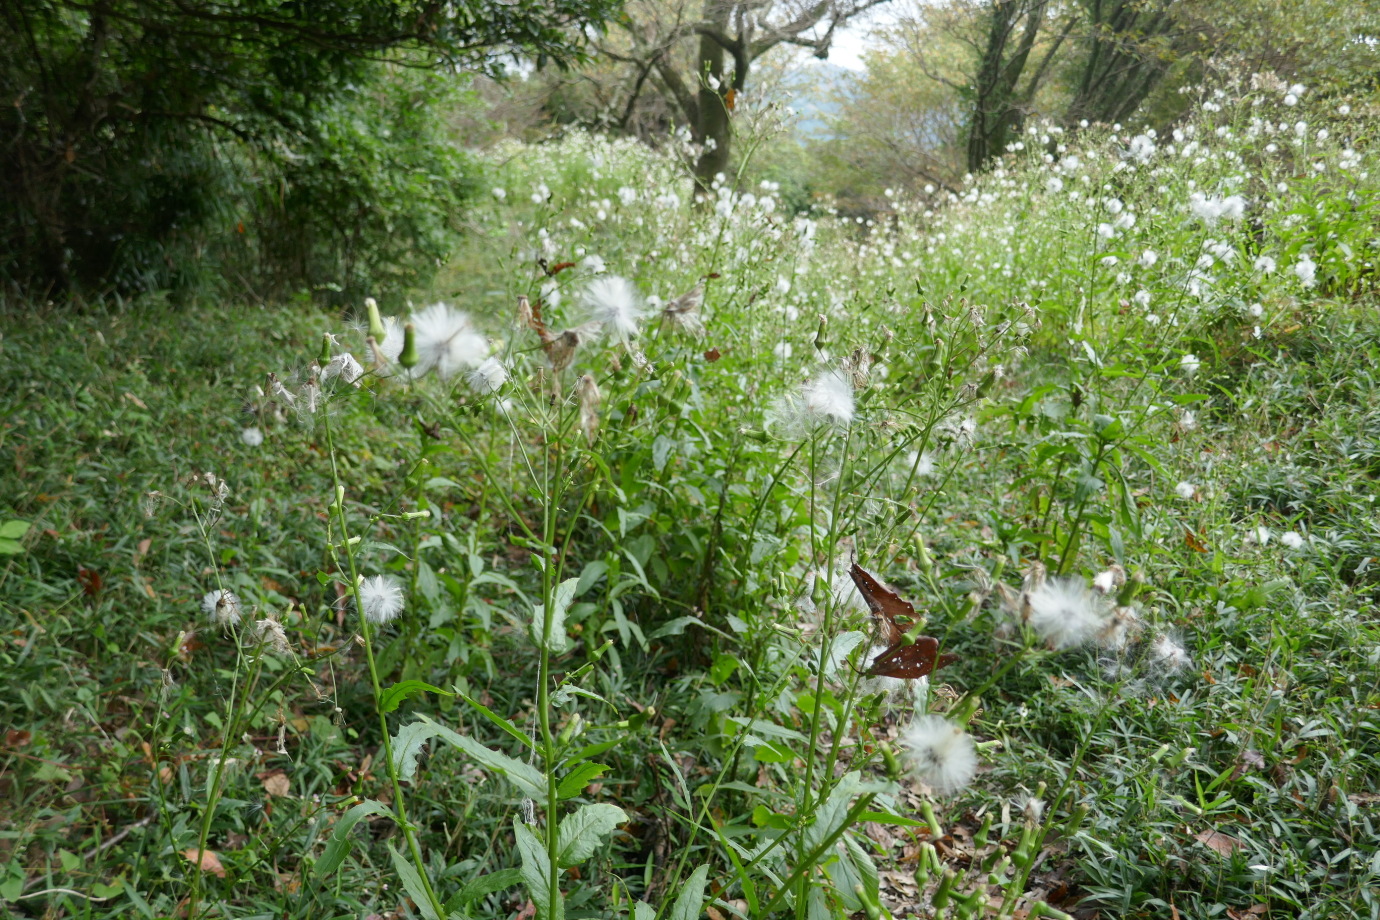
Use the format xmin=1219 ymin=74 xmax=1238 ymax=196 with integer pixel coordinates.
xmin=2 ymin=83 xmax=1379 ymax=920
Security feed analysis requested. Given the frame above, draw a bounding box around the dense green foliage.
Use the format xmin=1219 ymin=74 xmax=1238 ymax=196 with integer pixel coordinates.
xmin=0 ymin=0 xmax=618 ymax=300
xmin=3 ymin=81 xmax=1379 ymax=919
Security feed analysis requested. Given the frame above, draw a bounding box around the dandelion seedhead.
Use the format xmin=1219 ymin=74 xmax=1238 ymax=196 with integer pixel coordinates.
xmin=202 ymin=588 xmax=243 ymax=627
xmin=584 ymin=275 xmax=646 ymax=343
xmin=358 ymin=575 xmax=405 ymax=625
xmin=252 ymin=616 xmax=291 ymax=655
xmin=322 ymin=352 xmax=365 ymax=387
xmin=467 ymin=356 xmax=508 ymax=395
xmin=901 ymin=714 xmax=978 ymax=796
xmin=1147 ymin=633 xmax=1191 ymax=673
xmin=412 ymin=303 xmax=488 ymax=379
xmin=1023 ymin=577 xmax=1108 ymax=650
xmin=660 ymin=283 xmax=705 ymax=337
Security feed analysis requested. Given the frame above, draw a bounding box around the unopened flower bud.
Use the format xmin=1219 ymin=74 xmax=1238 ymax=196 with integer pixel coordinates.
xmin=366 ymin=297 xmax=386 ymax=342
xmin=399 ymin=322 xmax=419 ymax=369
xmin=318 ymin=333 xmax=333 ymax=366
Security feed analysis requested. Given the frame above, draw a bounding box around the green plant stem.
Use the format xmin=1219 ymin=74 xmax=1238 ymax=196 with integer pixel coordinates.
xmin=322 ymin=412 xmax=446 ymax=920
xmin=186 ymin=503 xmax=256 ymax=920
xmin=536 ymin=431 xmax=564 ymax=912
xmin=759 ymin=794 xmax=876 ymax=916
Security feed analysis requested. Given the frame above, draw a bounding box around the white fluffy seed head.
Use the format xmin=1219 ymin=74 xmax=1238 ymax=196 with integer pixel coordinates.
xmin=584 ymin=275 xmax=646 ymax=342
xmin=800 ymin=370 xmax=856 ymax=428
xmin=253 ymin=617 xmax=291 ymax=655
xmin=901 ymin=714 xmax=978 ymax=796
xmin=1023 ymin=577 xmax=1107 ymax=649
xmin=359 ymin=575 xmax=405 ymax=625
xmin=1148 ymin=633 xmax=1191 ymax=672
xmin=467 ymin=356 xmax=508 ymax=395
xmin=202 ymin=589 xmax=242 ymax=627
xmin=412 ymin=303 xmax=487 ymax=378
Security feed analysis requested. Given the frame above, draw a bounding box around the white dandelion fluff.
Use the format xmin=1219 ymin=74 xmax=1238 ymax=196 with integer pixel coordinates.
xmin=584 ymin=275 xmax=647 ymax=342
xmin=1147 ymin=633 xmax=1191 ymax=672
xmin=241 ymin=427 xmax=264 ymax=447
xmin=1023 ymin=577 xmax=1107 ymax=649
xmin=901 ymin=714 xmax=978 ymax=795
xmin=322 ymin=352 xmax=365 ymax=387
xmin=202 ymin=589 xmax=243 ymax=627
xmin=359 ymin=575 xmax=405 ymax=625
xmin=801 ymin=370 xmax=856 ymax=428
xmin=467 ymin=356 xmax=508 ymax=395
xmin=412 ymin=303 xmax=488 ymax=379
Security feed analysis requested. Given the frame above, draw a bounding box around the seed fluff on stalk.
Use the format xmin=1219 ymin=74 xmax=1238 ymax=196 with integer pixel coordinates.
xmin=1022 ymin=577 xmax=1109 ymax=650
xmin=467 ymin=356 xmax=508 ymax=395
xmin=901 ymin=714 xmax=978 ymax=795
xmin=766 ymin=369 xmax=855 ymax=437
xmin=659 ymin=282 xmax=705 ymax=337
xmin=584 ymin=275 xmax=647 ymax=344
xmin=577 ymin=374 xmax=602 ymax=444
xmin=412 ymin=303 xmax=488 ymax=378
xmin=202 ymin=589 xmax=243 ymax=627
xmin=358 ymin=575 xmax=405 ymax=625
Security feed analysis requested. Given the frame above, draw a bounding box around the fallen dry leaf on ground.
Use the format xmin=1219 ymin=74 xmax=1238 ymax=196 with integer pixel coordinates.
xmin=182 ymin=848 xmax=226 ymax=877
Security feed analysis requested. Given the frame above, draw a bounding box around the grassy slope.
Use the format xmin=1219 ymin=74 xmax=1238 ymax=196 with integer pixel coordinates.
xmin=2 ymin=89 xmax=1379 ymax=920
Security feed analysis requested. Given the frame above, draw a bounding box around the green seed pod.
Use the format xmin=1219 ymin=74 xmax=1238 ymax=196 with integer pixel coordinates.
xmin=366 ymin=297 xmax=386 ymax=343
xmin=399 ymin=322 xmax=419 ymax=370
xmin=973 ymin=812 xmax=993 ymax=849
xmin=931 ymin=868 xmax=957 ymax=909
xmin=1117 ymin=568 xmax=1145 ymax=606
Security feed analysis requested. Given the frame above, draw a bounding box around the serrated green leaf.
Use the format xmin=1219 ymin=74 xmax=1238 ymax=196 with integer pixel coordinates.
xmin=454 ymin=867 xmax=522 ymax=907
xmin=556 ymin=762 xmax=608 ymax=800
xmin=515 ymin=820 xmax=564 ymax=920
xmin=532 ymin=578 xmax=579 ymax=653
xmin=380 ymin=680 xmax=451 ymax=713
xmin=316 ymin=799 xmax=394 ymax=876
xmin=556 ymin=803 xmax=627 ymax=867
xmin=668 ymin=863 xmax=710 ymax=920
xmin=388 ymin=842 xmax=440 ymax=920
xmin=392 ymin=716 xmax=544 ymax=796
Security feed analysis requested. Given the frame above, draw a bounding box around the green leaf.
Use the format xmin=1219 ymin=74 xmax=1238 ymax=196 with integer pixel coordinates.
xmin=0 ymin=520 xmax=30 ymax=540
xmin=316 ymin=799 xmax=394 ymax=876
xmin=0 ymin=539 xmax=23 ymax=555
xmin=556 ymin=803 xmax=628 ymax=867
xmin=856 ymin=810 xmax=929 ymax=827
xmin=387 ymin=842 xmax=440 ymax=920
xmin=393 ymin=716 xmax=544 ymax=797
xmin=633 ymin=903 xmax=656 ymax=920
xmin=380 ymin=680 xmax=451 ymax=713
xmin=458 ymin=692 xmax=535 ymax=750
xmin=515 ymin=820 xmax=564 ymax=920
xmin=668 ymin=863 xmax=710 ymax=920
xmin=556 ymin=762 xmax=609 ymax=799
xmin=532 ymin=577 xmax=579 ymax=653
xmin=454 ymin=868 xmax=522 ymax=907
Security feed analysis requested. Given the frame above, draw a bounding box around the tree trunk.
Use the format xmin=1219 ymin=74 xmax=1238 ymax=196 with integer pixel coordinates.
xmin=966 ymin=0 xmax=1047 ymax=173
xmin=692 ymin=2 xmax=733 ymax=191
